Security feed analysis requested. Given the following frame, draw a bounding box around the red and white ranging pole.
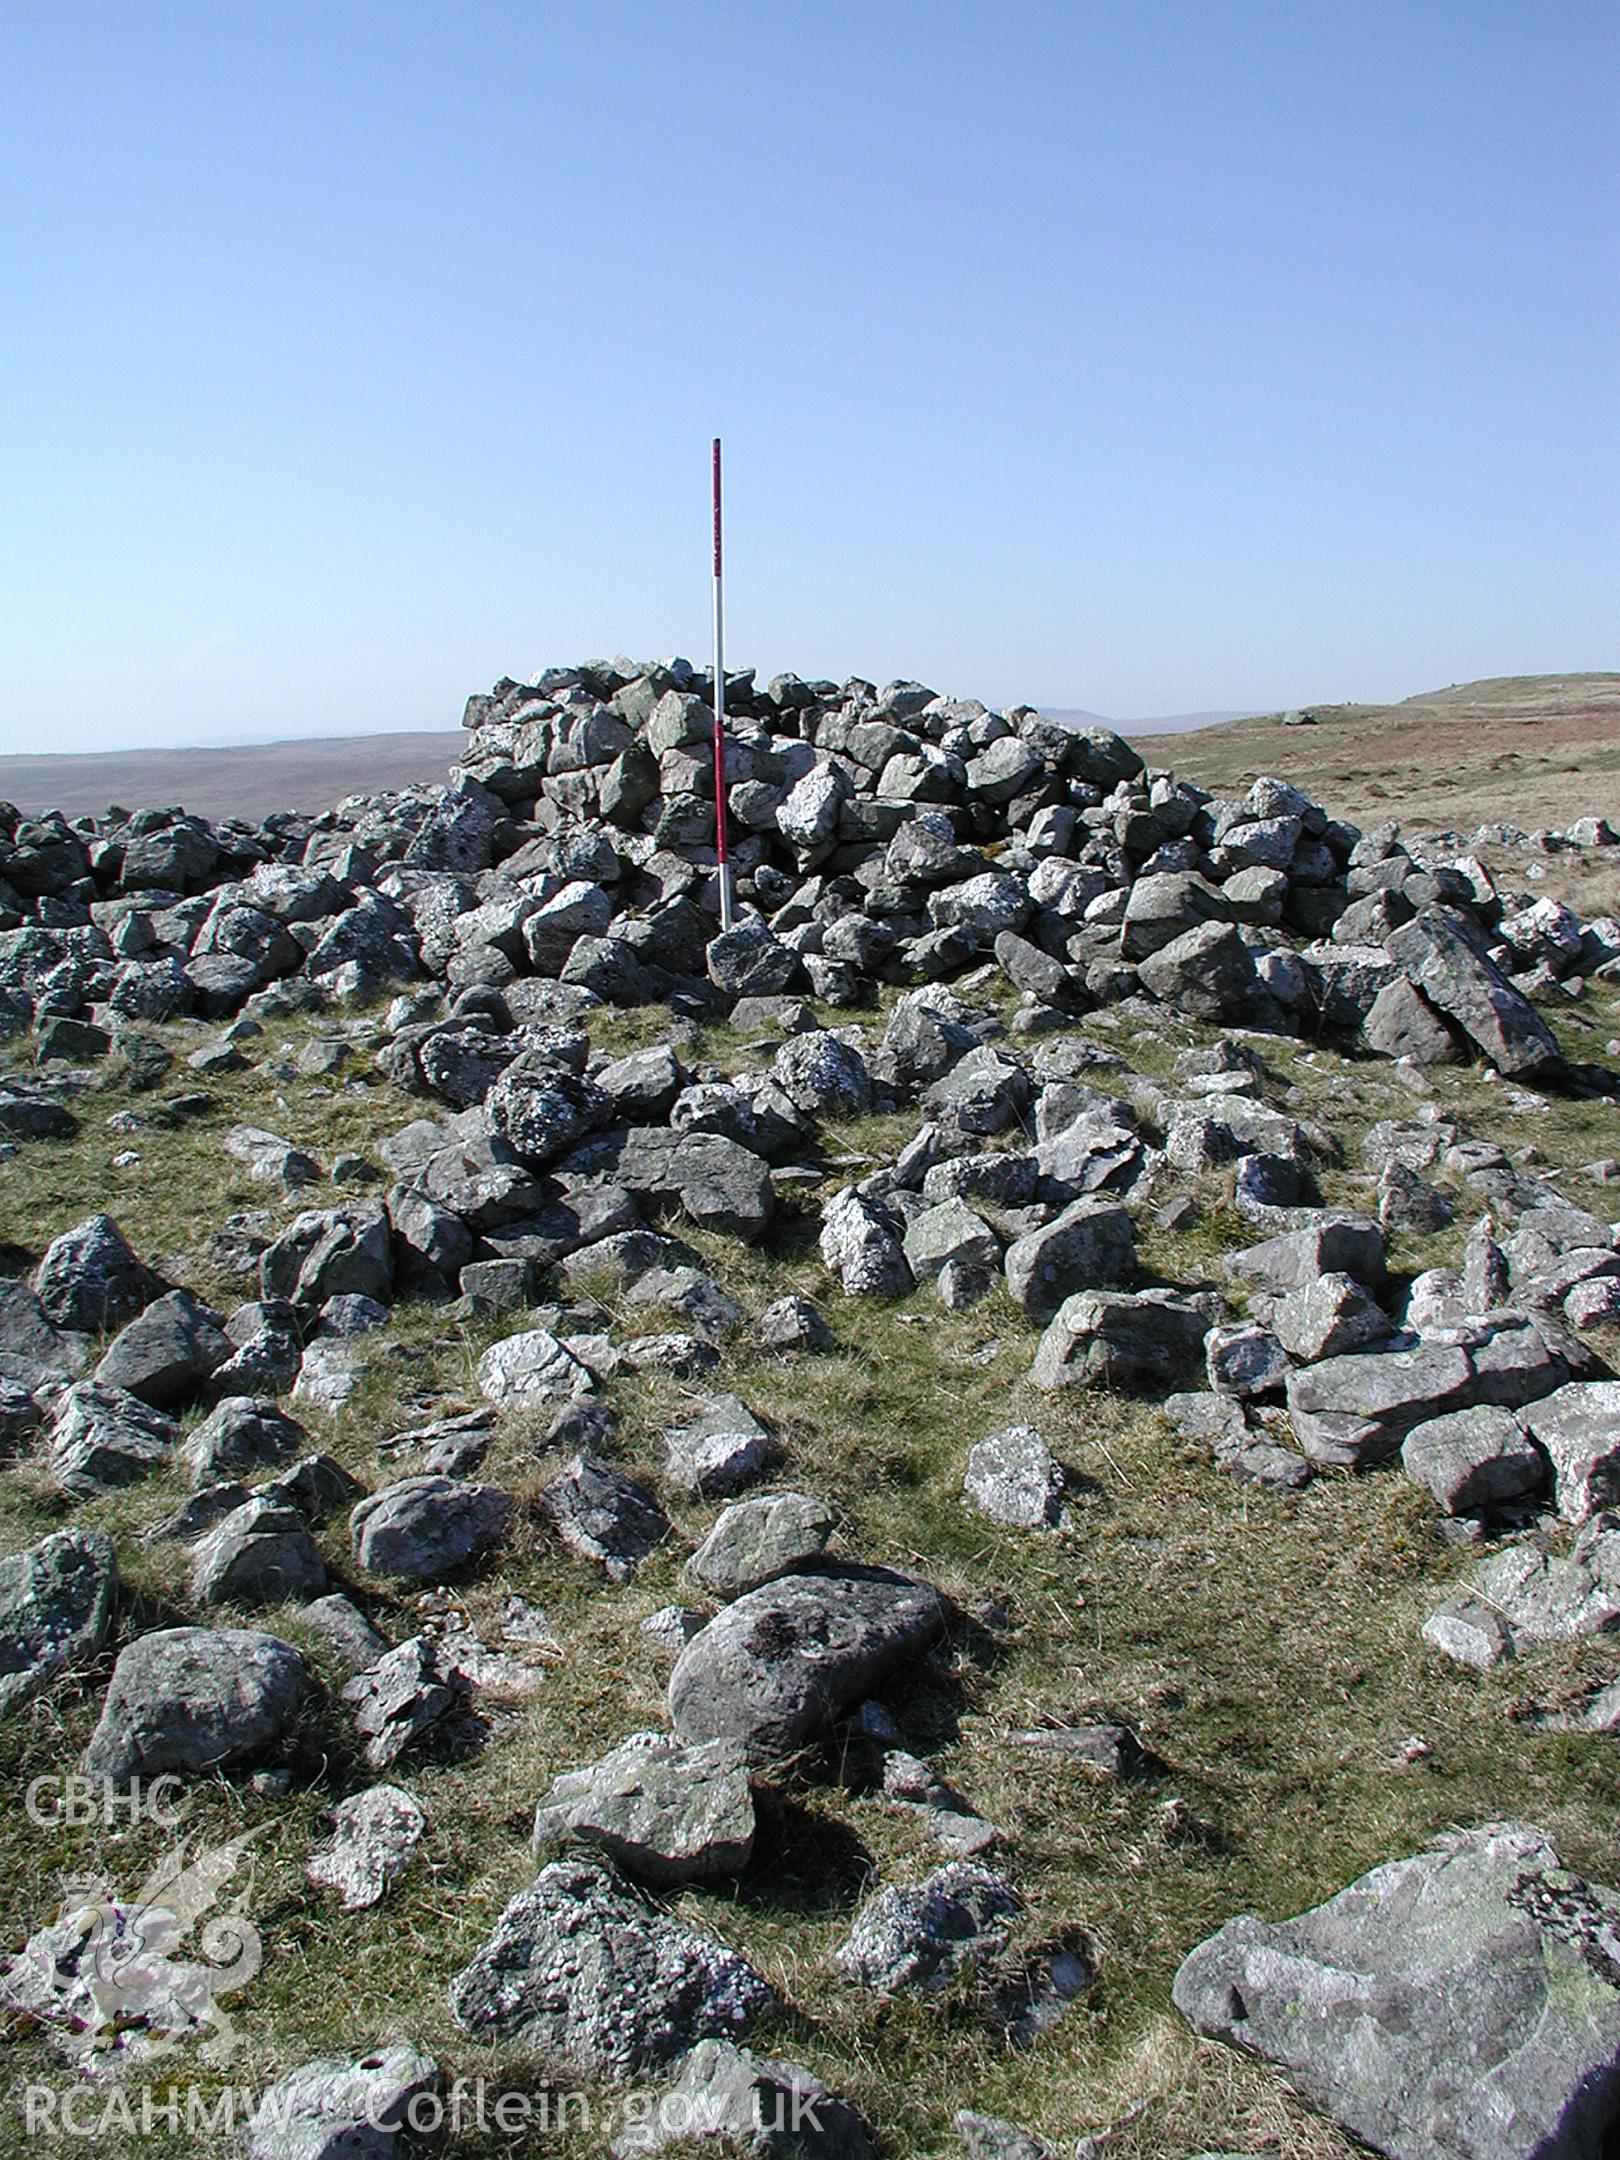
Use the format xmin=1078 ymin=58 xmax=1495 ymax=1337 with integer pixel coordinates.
xmin=711 ymin=436 xmax=734 ymax=933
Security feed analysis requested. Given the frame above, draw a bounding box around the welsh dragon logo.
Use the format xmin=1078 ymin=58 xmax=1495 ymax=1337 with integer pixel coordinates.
xmin=3 ymin=1824 xmax=267 ymax=2068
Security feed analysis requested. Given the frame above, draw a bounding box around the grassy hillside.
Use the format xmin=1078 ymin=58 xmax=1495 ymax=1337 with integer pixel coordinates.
xmin=1131 ymin=673 xmax=1620 ymax=839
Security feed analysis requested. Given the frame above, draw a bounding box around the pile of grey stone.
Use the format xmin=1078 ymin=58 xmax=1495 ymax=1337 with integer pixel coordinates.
xmin=5 ymin=660 xmax=1620 ymax=1162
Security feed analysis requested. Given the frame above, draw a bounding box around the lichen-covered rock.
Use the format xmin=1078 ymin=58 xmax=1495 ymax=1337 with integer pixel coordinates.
xmin=963 ymin=1428 xmax=1064 ymax=1528
xmin=246 ymin=2044 xmax=441 ymax=2160
xmin=688 ymin=1492 xmax=837 ymax=1597
xmin=533 ymin=1732 xmax=756 ymax=1887
xmin=83 ymin=1626 xmax=310 ymax=1785
xmin=1525 ymin=1382 xmax=1620 ymax=1523
xmin=670 ymin=1566 xmax=948 ymax=1760
xmin=1003 ymin=1200 xmax=1135 ymax=1321
xmin=448 ymin=1857 xmax=772 ymax=2077
xmin=0 ymin=1529 xmax=116 ymax=1717
xmin=1174 ymin=1822 xmax=1620 ymax=2160
xmin=836 ymin=1863 xmax=1022 ymax=1993
xmin=49 ymin=1381 xmax=178 ymax=1495
xmin=305 ymin=1785 xmax=427 ymax=1911
xmin=1029 ymin=1289 xmax=1209 ymax=1392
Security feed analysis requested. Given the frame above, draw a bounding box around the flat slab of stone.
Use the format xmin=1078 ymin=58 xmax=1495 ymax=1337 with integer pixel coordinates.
xmin=533 ymin=1731 xmax=755 ymax=1887
xmin=305 ymin=1784 xmax=427 ymax=1910
xmin=448 ymin=1856 xmax=772 ymax=2078
xmin=1174 ymin=1822 xmax=1620 ymax=2160
xmin=669 ymin=1565 xmax=949 ymax=1760
xmin=687 ymin=1492 xmax=837 ymax=1596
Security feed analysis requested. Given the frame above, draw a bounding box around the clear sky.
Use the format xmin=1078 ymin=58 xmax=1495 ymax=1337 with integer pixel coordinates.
xmin=3 ymin=1 xmax=1615 ymax=754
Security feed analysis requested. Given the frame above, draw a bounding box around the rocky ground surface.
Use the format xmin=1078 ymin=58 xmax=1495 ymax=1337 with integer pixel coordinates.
xmin=1 ymin=657 xmax=1619 ymax=2158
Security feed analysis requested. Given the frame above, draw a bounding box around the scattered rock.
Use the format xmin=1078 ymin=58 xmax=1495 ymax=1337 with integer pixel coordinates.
xmin=688 ymin=1492 xmax=838 ymax=1596
xmin=670 ymin=1566 xmax=948 ymax=1760
xmin=83 ymin=1625 xmax=310 ymax=1784
xmin=350 ymin=1476 xmax=511 ymax=1582
xmin=964 ymin=1427 xmax=1064 ymax=1527
xmin=534 ymin=1731 xmax=756 ymax=1887
xmin=448 ymin=1856 xmax=772 ymax=2077
xmin=246 ymin=2044 xmax=442 ymax=2160
xmin=305 ymin=1785 xmax=427 ymax=1910
xmin=836 ymin=1862 xmax=1021 ymax=1993
xmin=539 ymin=1455 xmax=669 ymax=1580
xmin=0 ymin=1529 xmax=116 ymax=1717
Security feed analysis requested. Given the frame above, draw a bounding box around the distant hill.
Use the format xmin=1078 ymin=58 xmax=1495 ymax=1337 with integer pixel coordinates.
xmin=1131 ymin=671 xmax=1620 ymax=836
xmin=0 ymin=731 xmax=466 ymax=823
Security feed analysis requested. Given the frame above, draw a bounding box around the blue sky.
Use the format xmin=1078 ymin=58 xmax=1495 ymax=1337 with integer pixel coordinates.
xmin=2 ymin=1 xmax=1615 ymax=753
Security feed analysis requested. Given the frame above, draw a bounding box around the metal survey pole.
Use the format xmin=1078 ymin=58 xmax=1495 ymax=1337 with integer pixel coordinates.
xmin=711 ymin=436 xmax=734 ymax=932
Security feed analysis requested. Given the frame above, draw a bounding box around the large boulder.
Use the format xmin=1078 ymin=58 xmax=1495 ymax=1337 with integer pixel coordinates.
xmin=1004 ymin=1200 xmax=1135 ymax=1321
xmin=349 ymin=1476 xmax=511 ymax=1582
xmin=33 ymin=1214 xmax=164 ymax=1334
xmin=49 ymin=1381 xmax=178 ymax=1495
xmin=260 ymin=1204 xmax=394 ymax=1310
xmin=1174 ymin=1822 xmax=1620 ymax=2160
xmin=190 ymin=1497 xmax=328 ymax=1608
xmin=82 ymin=1626 xmax=311 ymax=1785
xmin=1136 ymin=921 xmax=1258 ymax=1021
xmin=93 ymin=1288 xmax=230 ymax=1409
xmin=448 ymin=1857 xmax=772 ymax=2077
xmin=1029 ymin=1289 xmax=1210 ymax=1392
xmin=1386 ymin=908 xmax=1562 ymax=1076
xmin=1525 ymin=1382 xmax=1620 ymax=1523
xmin=1120 ymin=872 xmax=1231 ymax=960
xmin=669 ymin=1566 xmax=948 ymax=1761
xmin=820 ymin=1188 xmax=913 ymax=1298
